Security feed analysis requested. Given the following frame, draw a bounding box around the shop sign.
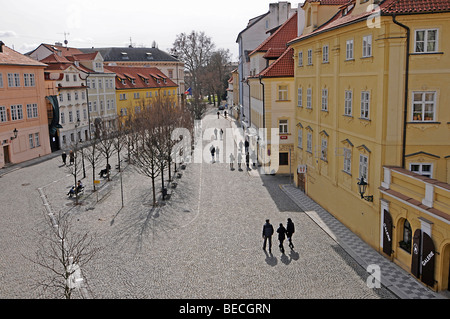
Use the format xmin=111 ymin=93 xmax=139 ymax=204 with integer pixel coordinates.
xmin=382 ymin=210 xmax=393 ymax=256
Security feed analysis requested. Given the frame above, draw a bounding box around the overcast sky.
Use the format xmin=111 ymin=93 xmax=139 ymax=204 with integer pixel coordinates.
xmin=0 ymin=0 xmax=299 ymax=61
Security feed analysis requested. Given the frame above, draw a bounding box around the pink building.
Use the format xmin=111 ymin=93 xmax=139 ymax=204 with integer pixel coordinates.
xmin=0 ymin=42 xmax=51 ymax=168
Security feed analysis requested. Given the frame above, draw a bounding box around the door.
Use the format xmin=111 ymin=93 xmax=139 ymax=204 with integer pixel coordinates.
xmin=411 ymin=229 xmax=422 ymax=279
xmin=3 ymin=145 xmax=10 ymax=164
xmin=297 ymin=172 xmax=305 ymax=192
xmin=382 ymin=210 xmax=393 ymax=256
xmin=421 ymin=232 xmax=436 ymax=288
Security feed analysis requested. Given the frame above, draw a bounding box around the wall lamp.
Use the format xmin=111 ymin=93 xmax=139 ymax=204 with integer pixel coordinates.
xmin=11 ymin=128 xmax=18 ymax=140
xmin=357 ymin=177 xmax=373 ymax=202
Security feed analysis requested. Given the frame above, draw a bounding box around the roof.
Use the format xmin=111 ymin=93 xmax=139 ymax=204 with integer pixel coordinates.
xmin=301 ymin=0 xmax=351 ymax=8
xmin=80 ymin=47 xmax=180 ymax=63
xmin=259 ymin=47 xmax=294 ymax=78
xmin=290 ymin=0 xmax=450 ymax=45
xmin=0 ymin=43 xmax=47 ymax=67
xmin=250 ymin=12 xmax=298 ymax=57
xmin=236 ymin=12 xmax=270 ymax=42
xmin=383 ymin=0 xmax=450 ymax=15
xmin=104 ymin=65 xmax=177 ymax=90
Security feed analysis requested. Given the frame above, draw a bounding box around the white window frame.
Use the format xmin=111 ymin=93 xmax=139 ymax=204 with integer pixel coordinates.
xmin=10 ymin=104 xmax=23 ymax=121
xmin=0 ymin=106 xmax=7 ymax=122
xmin=343 ymin=148 xmax=352 ymax=174
xmin=321 ymin=88 xmax=328 ymax=111
xmin=26 ymin=103 xmax=38 ymax=119
xmin=359 ymin=154 xmax=369 ymax=180
xmin=278 ymin=85 xmax=288 ymax=101
xmin=346 ymin=39 xmax=354 ymax=60
xmin=321 ymin=138 xmax=328 ymax=161
xmin=412 ymin=91 xmax=436 ymax=122
xmin=0 ymin=73 xmax=3 ymax=88
xmin=360 ymin=91 xmax=370 ymax=119
xmin=414 ymin=29 xmax=438 ymax=53
xmin=322 ymin=45 xmax=329 ymax=63
xmin=306 ymin=88 xmax=312 ymax=109
xmin=61 ymin=112 xmax=65 ymax=124
xmin=307 ymin=49 xmax=313 ymax=65
xmin=298 ymin=129 xmax=303 ymax=149
xmin=297 ymin=87 xmax=303 ymax=107
xmin=35 ymin=133 xmax=40 ymax=147
xmin=298 ymin=51 xmax=303 ymax=67
xmin=362 ymin=35 xmax=372 ymax=58
xmin=279 ymin=119 xmax=289 ymax=134
xmin=409 ymin=163 xmax=433 ymax=178
xmin=29 ymin=134 xmax=35 ymax=149
xmin=344 ymin=90 xmax=353 ymax=116
xmin=306 ymin=132 xmax=313 ymax=153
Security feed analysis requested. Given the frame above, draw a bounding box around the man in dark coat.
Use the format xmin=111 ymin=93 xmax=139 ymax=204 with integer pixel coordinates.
xmin=61 ymin=152 xmax=67 ymax=165
xmin=277 ymin=223 xmax=287 ymax=254
xmin=262 ymin=219 xmax=274 ymax=252
xmin=286 ymin=218 xmax=295 ymax=249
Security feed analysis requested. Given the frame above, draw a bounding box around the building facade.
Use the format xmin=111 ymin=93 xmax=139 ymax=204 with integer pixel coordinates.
xmin=0 ymin=42 xmax=51 ymax=168
xmin=289 ymin=0 xmax=450 ymax=291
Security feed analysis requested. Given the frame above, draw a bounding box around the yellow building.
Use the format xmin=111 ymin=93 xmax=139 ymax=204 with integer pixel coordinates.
xmin=289 ymin=0 xmax=450 ymax=292
xmin=105 ymin=66 xmax=178 ymax=121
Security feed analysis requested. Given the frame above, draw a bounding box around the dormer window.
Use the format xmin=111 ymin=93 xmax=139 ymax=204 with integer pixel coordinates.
xmin=146 ymin=52 xmax=153 ymax=60
xmin=121 ymin=52 xmax=129 ymax=60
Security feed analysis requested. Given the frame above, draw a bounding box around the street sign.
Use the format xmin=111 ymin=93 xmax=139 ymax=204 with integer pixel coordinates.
xmin=297 ymin=165 xmax=307 ymax=174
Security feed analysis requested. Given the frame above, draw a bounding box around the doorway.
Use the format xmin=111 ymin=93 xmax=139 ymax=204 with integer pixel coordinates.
xmin=297 ymin=172 xmax=306 ymax=192
xmin=3 ymin=145 xmax=10 ymax=164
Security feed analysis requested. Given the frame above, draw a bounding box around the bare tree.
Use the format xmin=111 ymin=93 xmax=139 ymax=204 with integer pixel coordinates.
xmin=27 ymin=211 xmax=100 ymax=299
xmin=83 ymin=135 xmax=102 ymax=192
xmin=97 ymin=125 xmax=116 ymax=181
xmin=66 ymin=140 xmax=84 ymax=206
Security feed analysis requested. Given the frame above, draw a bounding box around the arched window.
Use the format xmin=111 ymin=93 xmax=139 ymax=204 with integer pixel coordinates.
xmin=400 ymin=219 xmax=412 ymax=253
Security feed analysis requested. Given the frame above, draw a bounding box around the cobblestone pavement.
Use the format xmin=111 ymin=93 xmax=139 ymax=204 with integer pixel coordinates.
xmin=1 ymin=109 xmax=399 ymax=299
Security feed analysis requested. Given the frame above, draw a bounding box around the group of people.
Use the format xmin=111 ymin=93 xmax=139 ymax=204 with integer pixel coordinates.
xmin=67 ymin=180 xmax=84 ymax=198
xmin=61 ymin=151 xmax=74 ymax=166
xmin=262 ymin=218 xmax=295 ymax=254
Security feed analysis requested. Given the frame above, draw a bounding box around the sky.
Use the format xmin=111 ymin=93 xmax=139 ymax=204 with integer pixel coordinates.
xmin=0 ymin=0 xmax=300 ymax=61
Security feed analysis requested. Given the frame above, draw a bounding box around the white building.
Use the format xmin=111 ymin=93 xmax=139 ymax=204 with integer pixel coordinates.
xmin=236 ymin=1 xmax=297 ymax=129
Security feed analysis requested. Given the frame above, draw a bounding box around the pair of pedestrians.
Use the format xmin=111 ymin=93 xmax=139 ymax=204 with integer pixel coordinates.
xmin=262 ymin=218 xmax=295 ymax=254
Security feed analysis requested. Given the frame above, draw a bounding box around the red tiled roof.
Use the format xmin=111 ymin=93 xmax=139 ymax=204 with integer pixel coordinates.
xmin=41 ymin=43 xmax=84 ymax=57
xmin=250 ymin=12 xmax=298 ymax=57
xmin=259 ymin=47 xmax=294 ymax=78
xmin=0 ymin=44 xmax=47 ymax=67
xmin=105 ymin=66 xmax=177 ymax=90
xmin=383 ymin=0 xmax=450 ymax=14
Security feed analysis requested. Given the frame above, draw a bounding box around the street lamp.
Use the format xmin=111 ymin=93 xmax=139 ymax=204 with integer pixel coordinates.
xmin=357 ymin=177 xmax=373 ymax=202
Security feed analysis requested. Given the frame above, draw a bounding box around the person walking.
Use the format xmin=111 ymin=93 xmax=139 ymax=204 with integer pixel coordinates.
xmin=286 ymin=218 xmax=295 ymax=249
xmin=262 ymin=219 xmax=274 ymax=253
xmin=69 ymin=150 xmax=74 ymax=165
xmin=210 ymin=146 xmax=216 ymax=163
xmin=277 ymin=223 xmax=287 ymax=254
xmin=237 ymin=152 xmax=242 ymax=170
xmin=229 ymin=153 xmax=235 ymax=170
xmin=217 ymin=111 xmax=220 ymax=119
xmin=215 ymin=146 xmax=220 ymax=162
xmin=220 ymin=128 xmax=224 ymax=140
xmin=61 ymin=152 xmax=67 ymax=165
xmin=246 ymin=152 xmax=250 ymax=170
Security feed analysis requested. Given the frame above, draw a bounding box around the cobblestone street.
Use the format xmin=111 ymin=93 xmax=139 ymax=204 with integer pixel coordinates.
xmin=0 ymin=109 xmax=397 ymax=299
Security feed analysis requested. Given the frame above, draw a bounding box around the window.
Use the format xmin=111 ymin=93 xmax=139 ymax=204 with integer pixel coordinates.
xmin=297 ymin=87 xmax=303 ymax=107
xmin=298 ymin=129 xmax=303 ymax=149
xmin=279 ymin=119 xmax=288 ymax=134
xmin=0 ymin=106 xmax=7 ymax=122
xmin=306 ymin=132 xmax=313 ymax=153
xmin=65 ymin=74 xmax=70 ymax=82
xmin=61 ymin=112 xmax=65 ymax=124
xmin=93 ymin=101 xmax=97 ymax=112
xmin=344 ymin=90 xmax=353 ymax=116
xmin=415 ymin=29 xmax=438 ymax=53
xmin=120 ymin=108 xmax=127 ymax=116
xmin=76 ymin=110 xmax=80 ymax=122
xmin=400 ymin=219 xmax=412 ymax=253
xmin=321 ymin=138 xmax=328 ymax=161
xmin=14 ymin=74 xmax=20 ymax=87
xmin=8 ymin=73 xmax=20 ymax=87
xmin=10 ymin=105 xmax=23 ymax=121
xmin=322 ymin=45 xmax=329 ymax=63
xmin=67 ymin=93 xmax=71 ymax=101
xmin=321 ymin=88 xmax=328 ymax=111
xmin=362 ymin=35 xmax=372 ymax=57
xmin=298 ymin=51 xmax=303 ymax=67
xmin=359 ymin=154 xmax=368 ymax=180
xmin=24 ymin=74 xmax=35 ymax=87
xmin=306 ymin=88 xmax=312 ymax=109
xmin=35 ymin=133 xmax=40 ymax=147
xmin=278 ymin=85 xmax=288 ymax=101
xmin=412 ymin=91 xmax=436 ymax=122
xmin=134 ymin=92 xmax=140 ymax=99
xmin=68 ymin=111 xmax=73 ymax=123
xmin=120 ymin=93 xmax=127 ymax=100
xmin=29 ymin=134 xmax=35 ymax=149
xmin=346 ymin=40 xmax=354 ymax=60
xmin=0 ymin=73 xmax=3 ymax=88
xmin=307 ymin=49 xmax=313 ymax=65
xmin=410 ymin=163 xmax=433 ymax=178
xmin=75 ymin=92 xmax=79 ymax=101
xmin=343 ymin=148 xmax=351 ymax=174
xmin=83 ymin=109 xmax=87 ymax=120
xmin=26 ymin=103 xmax=38 ymax=119
xmin=360 ymin=91 xmax=370 ymax=119
xmin=279 ymin=152 xmax=289 ymax=166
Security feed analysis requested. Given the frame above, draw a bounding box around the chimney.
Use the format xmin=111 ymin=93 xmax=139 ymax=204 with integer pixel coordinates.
xmin=0 ymin=41 xmax=4 ymax=53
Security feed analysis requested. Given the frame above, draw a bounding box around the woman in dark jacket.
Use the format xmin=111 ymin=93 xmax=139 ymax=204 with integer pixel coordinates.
xmin=277 ymin=223 xmax=287 ymax=254
xmin=286 ymin=218 xmax=295 ymax=249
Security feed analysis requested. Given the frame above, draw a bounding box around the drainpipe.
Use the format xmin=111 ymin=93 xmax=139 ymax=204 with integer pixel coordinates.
xmin=246 ymin=79 xmax=251 ymax=131
xmin=392 ymin=14 xmax=410 ymax=169
xmin=259 ymin=75 xmax=265 ymax=167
